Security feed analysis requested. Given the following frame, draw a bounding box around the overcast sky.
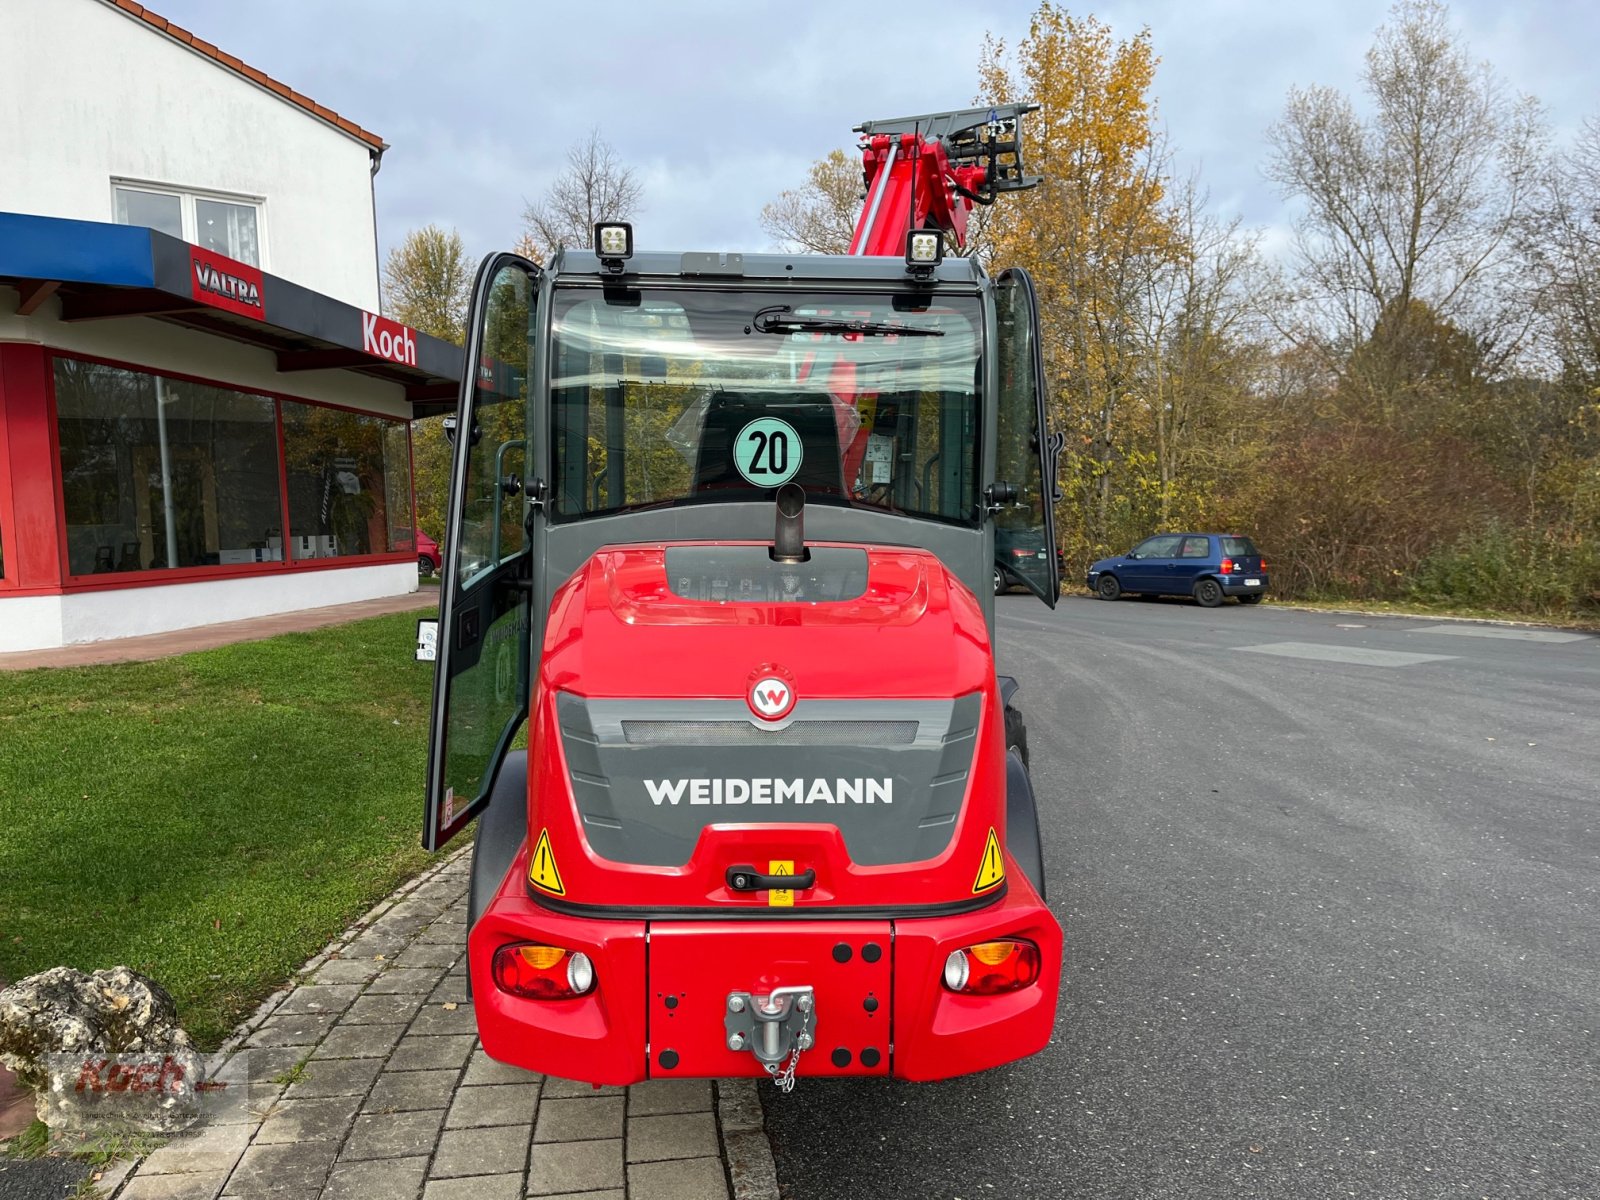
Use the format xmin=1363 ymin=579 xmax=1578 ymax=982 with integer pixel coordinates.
xmin=149 ymin=0 xmax=1595 ymax=270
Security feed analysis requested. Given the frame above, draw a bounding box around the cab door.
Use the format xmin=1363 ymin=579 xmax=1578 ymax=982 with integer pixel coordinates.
xmin=993 ymin=268 xmax=1064 ymax=606
xmin=422 ymin=254 xmax=541 ymax=851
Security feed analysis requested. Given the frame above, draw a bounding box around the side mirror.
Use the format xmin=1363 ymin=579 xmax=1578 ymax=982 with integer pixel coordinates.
xmin=415 ymin=618 xmax=439 ymax=662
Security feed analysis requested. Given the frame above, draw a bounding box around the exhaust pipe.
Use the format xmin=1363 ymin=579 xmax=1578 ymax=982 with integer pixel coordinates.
xmin=772 ymin=483 xmax=807 ymax=563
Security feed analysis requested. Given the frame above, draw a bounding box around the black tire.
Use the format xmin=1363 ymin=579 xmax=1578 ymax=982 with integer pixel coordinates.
xmin=1238 ymin=593 xmax=1263 ymax=604
xmin=994 ymin=566 xmax=1008 ymax=595
xmin=1004 ymin=703 xmax=1030 ymax=771
xmin=1194 ymin=578 xmax=1224 ymax=608
xmin=1095 ymin=573 xmax=1122 ymax=601
xmin=419 ymin=554 xmax=436 ymax=575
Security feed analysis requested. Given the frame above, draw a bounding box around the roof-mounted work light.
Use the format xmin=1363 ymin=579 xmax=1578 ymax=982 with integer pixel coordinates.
xmin=594 ymin=222 xmax=634 ymax=274
xmin=906 ymin=229 xmax=943 ymax=280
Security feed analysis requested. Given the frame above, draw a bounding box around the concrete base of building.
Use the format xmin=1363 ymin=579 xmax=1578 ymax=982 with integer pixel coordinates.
xmin=0 ymin=562 xmax=422 ymax=654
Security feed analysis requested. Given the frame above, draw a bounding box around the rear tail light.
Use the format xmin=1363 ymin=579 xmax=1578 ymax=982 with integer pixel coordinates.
xmin=941 ymin=940 xmax=1041 ymax=995
xmin=492 ymin=942 xmax=595 ymax=999
xmin=1260 ymin=558 xmax=1267 ymax=573
xmin=1011 ymin=548 xmax=1033 ymax=557
xmin=1221 ymin=557 xmax=1234 ymax=574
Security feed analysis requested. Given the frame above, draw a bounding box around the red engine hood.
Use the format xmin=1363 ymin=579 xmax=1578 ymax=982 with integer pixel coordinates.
xmin=541 ymin=542 xmax=994 ymax=700
xmin=522 ymin=542 xmax=1011 ymax=916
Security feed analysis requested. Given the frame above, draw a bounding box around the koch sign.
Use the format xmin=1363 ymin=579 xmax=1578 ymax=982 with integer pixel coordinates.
xmin=362 ymin=311 xmax=418 ymax=367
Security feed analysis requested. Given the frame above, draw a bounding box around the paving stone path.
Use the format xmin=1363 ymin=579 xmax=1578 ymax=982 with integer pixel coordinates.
xmin=111 ymin=852 xmax=777 ymax=1200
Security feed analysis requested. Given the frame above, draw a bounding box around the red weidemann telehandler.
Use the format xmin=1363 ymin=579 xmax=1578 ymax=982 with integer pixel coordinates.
xmin=417 ymin=104 xmax=1066 ymax=1091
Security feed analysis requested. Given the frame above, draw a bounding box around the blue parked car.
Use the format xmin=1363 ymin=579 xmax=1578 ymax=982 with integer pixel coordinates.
xmin=1086 ymin=533 xmax=1269 ymax=607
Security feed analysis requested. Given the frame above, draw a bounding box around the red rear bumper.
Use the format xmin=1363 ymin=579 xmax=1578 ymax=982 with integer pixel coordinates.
xmin=468 ymin=852 xmax=1061 ymax=1085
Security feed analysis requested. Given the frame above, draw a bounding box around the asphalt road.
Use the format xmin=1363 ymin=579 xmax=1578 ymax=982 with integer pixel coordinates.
xmin=763 ymin=596 xmax=1600 ymax=1199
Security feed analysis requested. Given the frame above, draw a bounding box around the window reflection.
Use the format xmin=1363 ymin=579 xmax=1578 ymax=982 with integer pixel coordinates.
xmin=54 ymin=360 xmax=282 ymax=574
xmin=51 ymin=357 xmax=414 ymax=576
xmin=282 ymin=402 xmax=412 ymax=560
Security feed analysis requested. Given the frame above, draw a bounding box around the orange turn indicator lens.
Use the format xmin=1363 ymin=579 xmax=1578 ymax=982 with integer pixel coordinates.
xmin=970 ymin=941 xmax=1017 ymax=966
xmin=519 ymin=945 xmax=565 ymax=970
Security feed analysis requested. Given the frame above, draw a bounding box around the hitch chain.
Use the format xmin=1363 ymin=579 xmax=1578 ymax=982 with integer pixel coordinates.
xmin=767 ymin=1003 xmax=811 ymax=1094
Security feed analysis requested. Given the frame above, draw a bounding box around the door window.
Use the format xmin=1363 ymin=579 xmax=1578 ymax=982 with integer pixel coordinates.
xmin=993 ymin=270 xmax=1060 ymax=604
xmin=1179 ymin=536 xmax=1211 ymax=558
xmin=424 ymin=255 xmax=540 ymax=850
xmin=1133 ymin=535 xmax=1182 ymax=558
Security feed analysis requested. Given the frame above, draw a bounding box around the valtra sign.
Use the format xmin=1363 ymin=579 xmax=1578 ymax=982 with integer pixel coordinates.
xmin=362 ymin=311 xmax=419 ymax=367
xmin=189 ymin=245 xmax=264 ymax=320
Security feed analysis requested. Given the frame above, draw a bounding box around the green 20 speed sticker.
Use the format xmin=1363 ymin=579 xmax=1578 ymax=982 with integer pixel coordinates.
xmin=733 ymin=417 xmax=803 ymax=487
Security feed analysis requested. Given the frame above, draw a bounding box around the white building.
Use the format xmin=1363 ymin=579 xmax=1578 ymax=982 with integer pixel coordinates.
xmin=0 ymin=0 xmax=384 ymax=311
xmin=0 ymin=0 xmax=460 ymax=653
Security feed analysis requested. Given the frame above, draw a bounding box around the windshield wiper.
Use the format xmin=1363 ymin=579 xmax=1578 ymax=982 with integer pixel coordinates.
xmin=751 ymin=305 xmax=944 ymax=337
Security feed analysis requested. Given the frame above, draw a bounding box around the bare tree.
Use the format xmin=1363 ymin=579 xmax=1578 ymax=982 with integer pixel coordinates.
xmin=1526 ymin=116 xmax=1600 ymax=378
xmin=759 ymin=149 xmax=863 ymax=254
xmin=521 ymin=129 xmax=644 ymax=263
xmin=1265 ymin=0 xmax=1544 ymax=415
xmin=1132 ymin=176 xmax=1263 ymax=525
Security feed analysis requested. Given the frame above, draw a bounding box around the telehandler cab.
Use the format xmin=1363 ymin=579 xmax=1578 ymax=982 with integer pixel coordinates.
xmin=419 ymin=105 xmax=1065 ymax=1088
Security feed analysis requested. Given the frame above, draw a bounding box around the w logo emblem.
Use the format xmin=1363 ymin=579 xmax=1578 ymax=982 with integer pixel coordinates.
xmin=748 ymin=674 xmax=796 ymax=720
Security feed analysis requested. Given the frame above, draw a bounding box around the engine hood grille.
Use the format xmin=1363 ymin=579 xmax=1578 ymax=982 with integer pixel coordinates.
xmin=557 ymin=692 xmax=982 ymax=868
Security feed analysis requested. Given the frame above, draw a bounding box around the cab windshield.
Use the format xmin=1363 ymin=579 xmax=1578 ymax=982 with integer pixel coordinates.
xmin=548 ymin=286 xmax=982 ymax=525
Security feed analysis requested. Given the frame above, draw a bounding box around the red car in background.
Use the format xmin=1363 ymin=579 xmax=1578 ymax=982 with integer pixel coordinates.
xmin=416 ymin=529 xmax=441 ymax=576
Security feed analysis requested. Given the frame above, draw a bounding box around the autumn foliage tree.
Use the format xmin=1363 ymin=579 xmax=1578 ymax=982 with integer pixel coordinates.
xmin=382 ymin=224 xmax=472 ymax=343
xmin=761 ymin=0 xmax=1599 ymax=615
xmin=976 ymin=7 xmax=1185 ymax=564
xmin=383 ymin=225 xmax=474 ymax=545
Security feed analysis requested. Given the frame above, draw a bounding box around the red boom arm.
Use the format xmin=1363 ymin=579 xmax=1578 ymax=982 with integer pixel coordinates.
xmin=847 ymin=104 xmax=1041 ymax=257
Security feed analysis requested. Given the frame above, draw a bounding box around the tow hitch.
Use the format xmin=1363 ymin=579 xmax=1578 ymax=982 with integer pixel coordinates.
xmin=725 ymin=985 xmax=814 ymax=1092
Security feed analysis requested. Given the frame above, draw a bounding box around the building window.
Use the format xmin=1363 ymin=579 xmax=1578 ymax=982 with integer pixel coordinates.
xmin=113 ymin=187 xmax=182 ymax=240
xmin=51 ymin=357 xmax=413 ymax=579
xmin=281 ymin=401 xmax=413 ymax=561
xmin=54 ymin=360 xmax=284 ymax=575
xmin=112 ymin=183 xmax=262 ymax=267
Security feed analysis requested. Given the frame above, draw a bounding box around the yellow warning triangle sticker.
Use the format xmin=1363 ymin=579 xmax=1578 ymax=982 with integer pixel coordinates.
xmin=528 ymin=828 xmax=566 ymax=896
xmin=973 ymin=827 xmax=1006 ymax=893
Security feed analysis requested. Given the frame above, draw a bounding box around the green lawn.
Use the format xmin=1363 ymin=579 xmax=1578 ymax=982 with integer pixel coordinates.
xmin=0 ymin=609 xmax=447 ymax=1048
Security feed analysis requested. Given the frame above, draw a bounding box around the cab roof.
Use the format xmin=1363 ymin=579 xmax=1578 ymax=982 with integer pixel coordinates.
xmin=548 ymin=248 xmax=988 ymax=287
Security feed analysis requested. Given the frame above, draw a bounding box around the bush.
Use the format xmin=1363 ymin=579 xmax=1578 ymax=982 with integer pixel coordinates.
xmin=1223 ymin=430 xmax=1509 ymax=600
xmin=1407 ymin=524 xmax=1600 ymax=614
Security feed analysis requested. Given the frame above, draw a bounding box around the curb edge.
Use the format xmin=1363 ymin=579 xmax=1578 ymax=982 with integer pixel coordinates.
xmin=716 ymin=1078 xmax=779 ymax=1200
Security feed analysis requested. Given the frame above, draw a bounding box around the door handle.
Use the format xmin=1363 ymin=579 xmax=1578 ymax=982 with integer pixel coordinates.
xmin=726 ymin=865 xmax=816 ymax=892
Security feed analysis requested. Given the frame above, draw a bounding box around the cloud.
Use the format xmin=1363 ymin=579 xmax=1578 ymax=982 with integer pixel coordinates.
xmin=144 ymin=0 xmax=1596 ymax=272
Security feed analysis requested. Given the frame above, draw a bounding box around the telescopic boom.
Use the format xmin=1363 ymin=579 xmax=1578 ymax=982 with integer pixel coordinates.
xmin=847 ymin=103 xmax=1041 ymax=257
